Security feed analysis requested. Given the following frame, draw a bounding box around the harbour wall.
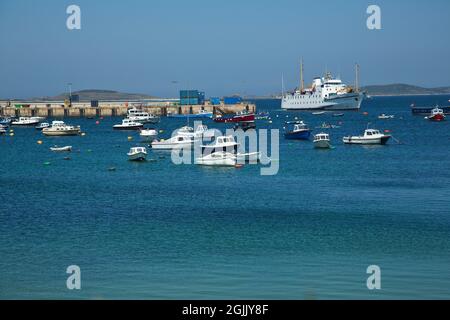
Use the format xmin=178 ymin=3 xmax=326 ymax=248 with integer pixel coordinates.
xmin=0 ymin=101 xmax=256 ymax=118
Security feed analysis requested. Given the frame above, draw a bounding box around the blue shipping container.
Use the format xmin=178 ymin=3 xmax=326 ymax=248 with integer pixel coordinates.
xmin=180 ymin=98 xmax=199 ymax=105
xmin=180 ymin=90 xmax=199 ymax=99
xmin=224 ymin=96 xmax=242 ymax=105
xmin=210 ymin=97 xmax=221 ymax=105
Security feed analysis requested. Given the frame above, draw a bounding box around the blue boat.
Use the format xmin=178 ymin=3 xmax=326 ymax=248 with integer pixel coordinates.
xmin=284 ymin=121 xmax=311 ymax=140
xmin=167 ymin=110 xmax=213 ymax=119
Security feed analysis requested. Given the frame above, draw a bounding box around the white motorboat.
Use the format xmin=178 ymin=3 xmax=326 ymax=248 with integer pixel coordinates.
xmin=140 ymin=128 xmax=158 ymax=142
xmin=42 ymin=121 xmax=81 ymax=136
xmin=177 ymin=125 xmax=211 ymax=139
xmin=0 ymin=125 xmax=7 ymax=135
xmin=50 ymin=145 xmax=72 ymax=152
xmin=201 ymin=135 xmax=239 ymax=152
xmin=11 ymin=117 xmax=40 ymax=126
xmin=36 ymin=122 xmax=50 ymax=130
xmin=202 ymin=135 xmax=260 ymax=163
xmin=313 ymin=133 xmax=332 ymax=149
xmin=196 ymin=151 xmax=237 ymax=167
xmin=343 ymin=129 xmax=391 ymax=145
xmin=312 ymin=111 xmax=327 ymax=115
xmin=378 ymin=114 xmax=395 ymax=120
xmin=113 ymin=118 xmax=144 ymax=130
xmin=127 ymin=147 xmax=147 ymax=161
xmin=127 ymin=108 xmax=159 ymax=124
xmin=151 ymin=135 xmax=198 ymax=150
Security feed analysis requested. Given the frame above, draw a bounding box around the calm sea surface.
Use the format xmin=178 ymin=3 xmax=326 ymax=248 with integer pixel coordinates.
xmin=1 ymin=95 xmax=449 ymax=299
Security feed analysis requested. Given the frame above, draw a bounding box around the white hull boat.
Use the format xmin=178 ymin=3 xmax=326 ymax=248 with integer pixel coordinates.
xmin=42 ymin=121 xmax=81 ymax=136
xmin=313 ymin=133 xmax=332 ymax=149
xmin=343 ymin=129 xmax=391 ymax=145
xmin=140 ymin=129 xmax=158 ymax=142
xmin=50 ymin=146 xmax=72 ymax=152
xmin=196 ymin=151 xmax=237 ymax=167
xmin=113 ymin=119 xmax=144 ymax=130
xmin=378 ymin=114 xmax=395 ymax=120
xmin=127 ymin=147 xmax=147 ymax=161
xmin=151 ymin=135 xmax=197 ymax=150
xmin=11 ymin=117 xmax=40 ymax=126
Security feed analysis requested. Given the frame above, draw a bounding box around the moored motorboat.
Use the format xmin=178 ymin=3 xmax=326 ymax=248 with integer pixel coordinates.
xmin=113 ymin=119 xmax=144 ymax=130
xmin=11 ymin=117 xmax=40 ymax=126
xmin=343 ymin=129 xmax=391 ymax=145
xmin=0 ymin=125 xmax=7 ymax=135
xmin=284 ymin=121 xmax=311 ymax=140
xmin=139 ymin=128 xmax=158 ymax=142
xmin=196 ymin=151 xmax=237 ymax=167
xmin=313 ymin=133 xmax=332 ymax=149
xmin=151 ymin=135 xmax=198 ymax=150
xmin=42 ymin=121 xmax=81 ymax=136
xmin=312 ymin=111 xmax=326 ymax=115
xmin=214 ymin=110 xmax=255 ymax=123
xmin=425 ymin=107 xmax=445 ymax=122
xmin=35 ymin=122 xmax=50 ymax=130
xmin=315 ymin=122 xmax=340 ymax=129
xmin=332 ymin=113 xmax=345 ymax=117
xmin=127 ymin=108 xmax=159 ymax=124
xmin=177 ymin=125 xmax=212 ymax=139
xmin=50 ymin=145 xmax=72 ymax=152
xmin=127 ymin=147 xmax=147 ymax=161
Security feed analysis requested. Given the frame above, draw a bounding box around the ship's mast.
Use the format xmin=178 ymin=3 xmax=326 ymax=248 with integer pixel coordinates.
xmin=300 ymin=58 xmax=304 ymax=92
xmin=355 ymin=63 xmax=360 ymax=93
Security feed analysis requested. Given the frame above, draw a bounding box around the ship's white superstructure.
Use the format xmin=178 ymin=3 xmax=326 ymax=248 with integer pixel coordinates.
xmin=282 ymin=62 xmax=364 ymax=111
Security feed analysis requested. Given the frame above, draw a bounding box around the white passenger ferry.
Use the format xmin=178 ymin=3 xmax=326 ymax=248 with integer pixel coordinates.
xmin=282 ymin=62 xmax=364 ymax=111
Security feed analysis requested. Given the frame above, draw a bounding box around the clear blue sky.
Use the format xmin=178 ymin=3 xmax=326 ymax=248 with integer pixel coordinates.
xmin=1 ymin=0 xmax=449 ymax=98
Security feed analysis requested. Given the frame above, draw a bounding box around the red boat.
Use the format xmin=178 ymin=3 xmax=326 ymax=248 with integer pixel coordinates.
xmin=214 ymin=111 xmax=255 ymax=123
xmin=427 ymin=107 xmax=446 ymax=122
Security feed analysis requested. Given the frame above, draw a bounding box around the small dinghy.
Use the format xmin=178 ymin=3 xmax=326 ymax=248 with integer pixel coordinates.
xmin=36 ymin=122 xmax=50 ymax=130
xmin=127 ymin=147 xmax=147 ymax=161
xmin=378 ymin=114 xmax=395 ymax=120
xmin=313 ymin=133 xmax=332 ymax=149
xmin=312 ymin=111 xmax=326 ymax=115
xmin=50 ymin=145 xmax=72 ymax=152
xmin=140 ymin=128 xmax=158 ymax=142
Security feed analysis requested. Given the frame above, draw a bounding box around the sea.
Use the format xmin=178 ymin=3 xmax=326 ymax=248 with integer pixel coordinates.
xmin=1 ymin=95 xmax=449 ymax=300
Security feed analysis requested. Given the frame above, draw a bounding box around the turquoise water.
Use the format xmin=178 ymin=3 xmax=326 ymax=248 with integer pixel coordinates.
xmin=1 ymin=95 xmax=450 ymax=299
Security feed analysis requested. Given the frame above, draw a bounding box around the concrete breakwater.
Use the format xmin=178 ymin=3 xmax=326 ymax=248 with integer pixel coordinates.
xmin=0 ymin=101 xmax=256 ymax=118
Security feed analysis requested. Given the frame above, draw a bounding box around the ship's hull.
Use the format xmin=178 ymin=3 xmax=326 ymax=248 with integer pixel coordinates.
xmin=282 ymin=93 xmax=364 ymax=111
xmin=284 ymin=130 xmax=311 ymax=140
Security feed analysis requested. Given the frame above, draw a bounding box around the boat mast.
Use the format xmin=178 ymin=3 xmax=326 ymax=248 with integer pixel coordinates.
xmin=355 ymin=63 xmax=360 ymax=93
xmin=281 ymin=73 xmax=285 ymax=98
xmin=300 ymin=58 xmax=304 ymax=92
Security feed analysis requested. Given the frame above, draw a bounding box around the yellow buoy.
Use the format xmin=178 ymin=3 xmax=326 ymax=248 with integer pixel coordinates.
xmin=159 ymin=130 xmax=164 ymax=133
xmin=9 ymin=133 xmax=14 ymax=137
xmin=81 ymin=132 xmax=86 ymax=136
xmin=128 ymin=136 xmax=133 ymax=141
xmin=37 ymin=140 xmax=43 ymax=145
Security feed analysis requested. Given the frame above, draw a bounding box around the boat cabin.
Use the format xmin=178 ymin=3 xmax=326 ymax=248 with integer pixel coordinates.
xmin=315 ymin=133 xmax=329 ymax=141
xmin=364 ymin=129 xmax=381 ymax=137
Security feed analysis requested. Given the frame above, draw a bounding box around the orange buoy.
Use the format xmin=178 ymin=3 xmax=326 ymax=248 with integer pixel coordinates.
xmin=235 ymin=164 xmax=244 ymax=169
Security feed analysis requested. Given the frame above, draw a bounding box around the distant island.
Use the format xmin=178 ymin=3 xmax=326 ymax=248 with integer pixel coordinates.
xmin=361 ymin=84 xmax=450 ymax=96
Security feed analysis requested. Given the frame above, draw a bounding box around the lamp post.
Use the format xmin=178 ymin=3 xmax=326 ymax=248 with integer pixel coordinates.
xmin=68 ymin=83 xmax=73 ymax=107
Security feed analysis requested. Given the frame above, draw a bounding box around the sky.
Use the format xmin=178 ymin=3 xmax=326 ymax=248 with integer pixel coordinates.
xmin=0 ymin=0 xmax=450 ymax=98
